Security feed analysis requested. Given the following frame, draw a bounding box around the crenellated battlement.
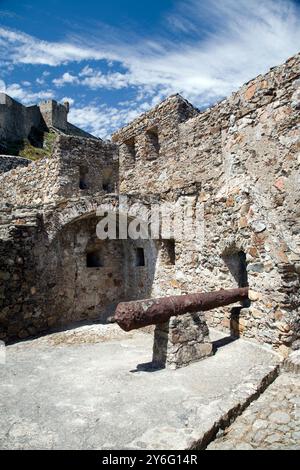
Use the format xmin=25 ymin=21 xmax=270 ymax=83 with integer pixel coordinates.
xmin=0 ymin=93 xmax=95 ymax=144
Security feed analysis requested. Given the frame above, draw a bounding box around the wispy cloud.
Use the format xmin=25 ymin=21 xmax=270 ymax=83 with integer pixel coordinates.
xmin=69 ymin=96 xmax=161 ymax=139
xmin=0 ymin=81 xmax=54 ymax=104
xmin=0 ymin=0 xmax=300 ymax=137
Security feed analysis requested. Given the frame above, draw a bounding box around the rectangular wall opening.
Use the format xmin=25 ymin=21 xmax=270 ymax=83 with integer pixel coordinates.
xmin=135 ymin=247 xmax=145 ymax=267
xmin=79 ymin=166 xmax=89 ymax=190
xmin=124 ymin=137 xmax=136 ymax=161
xmin=86 ymin=250 xmax=103 ymax=268
xmin=102 ymin=167 xmax=114 ymax=193
xmin=146 ymin=127 xmax=160 ymax=160
xmin=160 ymin=239 xmax=176 ymax=265
xmin=223 ymin=250 xmax=250 ymax=308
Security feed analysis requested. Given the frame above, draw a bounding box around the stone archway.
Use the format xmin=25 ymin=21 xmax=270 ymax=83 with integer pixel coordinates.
xmin=38 ymin=212 xmax=158 ymax=328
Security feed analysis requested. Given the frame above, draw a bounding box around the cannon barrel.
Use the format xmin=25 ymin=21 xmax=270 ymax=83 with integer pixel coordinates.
xmin=113 ymin=287 xmax=249 ymax=332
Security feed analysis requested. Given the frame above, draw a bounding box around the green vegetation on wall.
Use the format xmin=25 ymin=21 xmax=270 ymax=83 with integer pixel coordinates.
xmin=0 ymin=131 xmax=57 ymax=161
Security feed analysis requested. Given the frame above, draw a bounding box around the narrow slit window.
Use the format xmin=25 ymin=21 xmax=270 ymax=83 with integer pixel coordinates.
xmin=146 ymin=127 xmax=160 ymax=160
xmin=102 ymin=180 xmax=114 ymax=193
xmin=161 ymin=239 xmax=175 ymax=265
xmin=124 ymin=137 xmax=136 ymax=161
xmin=102 ymin=167 xmax=114 ymax=193
xmin=79 ymin=166 xmax=88 ymax=190
xmin=136 ymin=247 xmax=145 ymax=267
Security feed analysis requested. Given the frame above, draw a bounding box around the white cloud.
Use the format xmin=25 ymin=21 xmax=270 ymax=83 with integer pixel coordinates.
xmin=0 ymin=26 xmax=117 ymax=66
xmin=0 ymin=81 xmax=54 ymax=105
xmin=1 ymin=0 xmax=300 ymax=136
xmin=53 ymin=72 xmax=78 ymax=87
xmin=2 ymin=0 xmax=298 ymax=104
xmin=69 ymin=101 xmax=154 ymax=139
xmin=68 ymin=93 xmax=169 ymax=139
xmin=53 ymin=67 xmax=132 ymax=90
xmin=62 ymin=96 xmax=75 ymax=106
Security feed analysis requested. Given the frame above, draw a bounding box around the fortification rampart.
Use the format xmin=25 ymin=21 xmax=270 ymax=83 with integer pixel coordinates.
xmin=0 ymin=53 xmax=299 ymax=354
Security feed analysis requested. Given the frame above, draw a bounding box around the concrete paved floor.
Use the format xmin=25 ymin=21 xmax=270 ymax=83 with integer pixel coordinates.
xmin=0 ymin=324 xmax=281 ymax=450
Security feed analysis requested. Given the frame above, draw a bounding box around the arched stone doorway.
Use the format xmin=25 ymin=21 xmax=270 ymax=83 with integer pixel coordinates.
xmin=40 ymin=213 xmax=158 ymax=327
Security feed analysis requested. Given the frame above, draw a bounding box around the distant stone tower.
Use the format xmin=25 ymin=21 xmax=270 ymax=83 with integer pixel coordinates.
xmin=39 ymin=100 xmax=69 ymax=132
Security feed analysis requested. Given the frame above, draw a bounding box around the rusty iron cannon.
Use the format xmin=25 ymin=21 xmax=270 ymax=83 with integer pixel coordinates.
xmin=113 ymin=287 xmax=249 ymax=332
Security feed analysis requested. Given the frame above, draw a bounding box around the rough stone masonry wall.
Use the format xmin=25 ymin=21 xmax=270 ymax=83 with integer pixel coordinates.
xmin=0 ymin=135 xmax=120 ymax=342
xmin=0 ymin=54 xmax=299 ymax=352
xmin=0 ymin=134 xmax=179 ymax=342
xmin=0 ymin=93 xmax=42 ymax=142
xmin=0 ymin=155 xmax=31 ymax=174
xmin=113 ymin=53 xmax=300 ymax=354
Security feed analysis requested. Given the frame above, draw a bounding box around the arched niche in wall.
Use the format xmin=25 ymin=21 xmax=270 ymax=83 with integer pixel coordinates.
xmin=102 ymin=167 xmax=114 ymax=193
xmin=42 ymin=213 xmax=159 ymax=327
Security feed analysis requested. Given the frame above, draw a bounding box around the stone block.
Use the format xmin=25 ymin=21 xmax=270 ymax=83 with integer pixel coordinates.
xmin=152 ymin=312 xmax=213 ymax=369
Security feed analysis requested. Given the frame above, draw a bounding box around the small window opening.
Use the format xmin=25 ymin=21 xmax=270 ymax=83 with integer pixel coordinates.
xmin=146 ymin=127 xmax=160 ymax=160
xmin=86 ymin=250 xmax=103 ymax=268
xmin=160 ymin=239 xmax=175 ymax=265
xmin=223 ymin=250 xmax=249 ymax=306
xmin=79 ymin=166 xmax=88 ymax=190
xmin=102 ymin=168 xmax=114 ymax=193
xmin=102 ymin=181 xmax=114 ymax=192
xmin=136 ymin=247 xmax=145 ymax=267
xmin=124 ymin=137 xmax=136 ymax=161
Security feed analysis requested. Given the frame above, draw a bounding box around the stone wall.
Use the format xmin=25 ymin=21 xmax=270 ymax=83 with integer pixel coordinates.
xmin=0 ymin=155 xmax=31 ymax=173
xmin=39 ymin=100 xmax=68 ymax=131
xmin=0 ymin=53 xmax=299 ymax=353
xmin=0 ymin=93 xmax=42 ymax=141
xmin=0 ymin=135 xmax=118 ymax=208
xmin=0 ymin=94 xmax=97 ymax=144
xmin=112 ymin=53 xmax=300 ymax=354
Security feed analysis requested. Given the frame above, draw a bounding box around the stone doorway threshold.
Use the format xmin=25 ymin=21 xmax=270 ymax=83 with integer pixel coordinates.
xmin=0 ymin=324 xmax=281 ymax=450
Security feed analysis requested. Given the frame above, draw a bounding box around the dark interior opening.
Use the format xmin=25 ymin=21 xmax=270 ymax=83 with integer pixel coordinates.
xmin=102 ymin=181 xmax=114 ymax=192
xmin=223 ymin=251 xmax=248 ymax=288
xmin=124 ymin=137 xmax=136 ymax=160
xmin=222 ymin=250 xmax=250 ymax=337
xmin=86 ymin=250 xmax=103 ymax=268
xmin=160 ymin=239 xmax=176 ymax=265
xmin=136 ymin=247 xmax=145 ymax=267
xmin=79 ymin=166 xmax=88 ymax=190
xmin=146 ymin=127 xmax=160 ymax=159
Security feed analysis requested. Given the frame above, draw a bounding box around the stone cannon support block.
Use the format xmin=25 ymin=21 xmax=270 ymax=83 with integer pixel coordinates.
xmin=152 ymin=312 xmax=213 ymax=369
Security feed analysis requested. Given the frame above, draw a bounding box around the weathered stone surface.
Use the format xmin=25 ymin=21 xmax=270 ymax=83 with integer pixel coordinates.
xmin=207 ymin=372 xmax=300 ymax=450
xmin=0 ymin=325 xmax=281 ymax=450
xmin=152 ymin=312 xmax=213 ymax=369
xmin=0 ymin=155 xmax=31 ymax=173
xmin=284 ymin=350 xmax=300 ymax=374
xmin=0 ymin=52 xmax=299 ymax=354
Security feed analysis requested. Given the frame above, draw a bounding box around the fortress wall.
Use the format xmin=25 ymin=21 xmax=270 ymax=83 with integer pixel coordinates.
xmin=0 ymin=135 xmax=119 ymax=342
xmin=0 ymin=94 xmax=42 ymax=141
xmin=0 ymin=155 xmax=31 ymax=173
xmin=112 ymin=94 xmax=199 ymax=194
xmin=0 ymin=54 xmax=299 ymax=351
xmin=112 ymin=53 xmax=300 ymax=353
xmin=39 ymin=100 xmax=68 ymax=131
xmin=53 ymin=135 xmax=119 ymax=198
xmin=0 ymin=135 xmax=119 ymax=209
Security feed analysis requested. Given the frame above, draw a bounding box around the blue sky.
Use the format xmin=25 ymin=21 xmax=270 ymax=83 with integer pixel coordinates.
xmin=0 ymin=0 xmax=300 ymax=138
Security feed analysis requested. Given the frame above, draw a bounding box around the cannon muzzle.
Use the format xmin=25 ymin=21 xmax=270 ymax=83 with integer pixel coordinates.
xmin=113 ymin=287 xmax=249 ymax=332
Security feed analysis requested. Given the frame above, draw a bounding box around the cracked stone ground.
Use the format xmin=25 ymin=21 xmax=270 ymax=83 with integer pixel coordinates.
xmin=207 ymin=372 xmax=300 ymax=450
xmin=1 ymin=323 xmax=299 ymax=450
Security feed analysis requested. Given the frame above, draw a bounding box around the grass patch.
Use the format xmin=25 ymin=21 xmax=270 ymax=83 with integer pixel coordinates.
xmin=0 ymin=131 xmax=58 ymax=161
